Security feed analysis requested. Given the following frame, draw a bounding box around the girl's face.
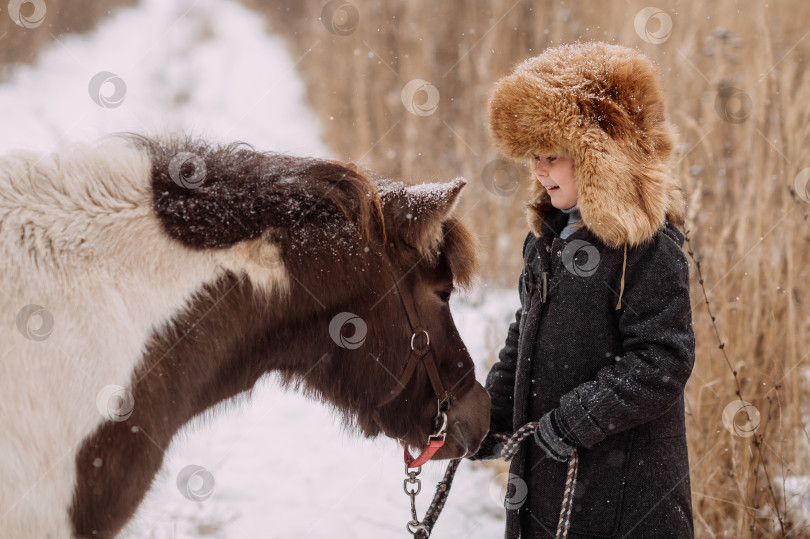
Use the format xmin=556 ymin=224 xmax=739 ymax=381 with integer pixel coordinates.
xmin=533 ymin=154 xmax=577 ymax=209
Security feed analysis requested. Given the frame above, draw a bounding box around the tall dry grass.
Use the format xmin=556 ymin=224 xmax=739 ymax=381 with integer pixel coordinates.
xmin=0 ymin=0 xmax=135 ymax=81
xmin=2 ymin=0 xmax=808 ymax=536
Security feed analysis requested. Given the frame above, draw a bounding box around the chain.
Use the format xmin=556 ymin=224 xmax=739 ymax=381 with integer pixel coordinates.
xmin=404 ymin=462 xmax=429 ymax=535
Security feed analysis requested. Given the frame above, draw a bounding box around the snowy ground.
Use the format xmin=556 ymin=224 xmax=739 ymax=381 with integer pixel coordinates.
xmin=1 ymin=0 xmax=519 ymax=536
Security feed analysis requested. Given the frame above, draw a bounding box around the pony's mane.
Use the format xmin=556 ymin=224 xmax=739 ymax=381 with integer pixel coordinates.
xmin=124 ymin=133 xmax=476 ymax=288
xmin=120 ymin=133 xmax=387 ymax=251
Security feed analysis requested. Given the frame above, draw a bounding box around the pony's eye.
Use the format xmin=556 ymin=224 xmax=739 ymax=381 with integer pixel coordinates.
xmin=436 ymin=289 xmax=452 ymax=303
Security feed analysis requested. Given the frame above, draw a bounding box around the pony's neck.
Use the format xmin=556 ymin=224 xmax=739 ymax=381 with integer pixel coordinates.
xmin=70 ymin=271 xmax=323 ymax=536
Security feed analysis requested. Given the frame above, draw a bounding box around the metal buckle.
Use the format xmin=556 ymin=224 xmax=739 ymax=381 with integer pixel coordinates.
xmin=428 ymin=431 xmax=446 ymax=444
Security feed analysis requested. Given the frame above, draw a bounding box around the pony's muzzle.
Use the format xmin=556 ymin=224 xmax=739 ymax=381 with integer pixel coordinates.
xmin=431 ymin=382 xmax=490 ymax=460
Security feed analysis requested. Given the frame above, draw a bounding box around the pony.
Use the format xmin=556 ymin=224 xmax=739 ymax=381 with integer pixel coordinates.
xmin=0 ymin=135 xmax=490 ymax=538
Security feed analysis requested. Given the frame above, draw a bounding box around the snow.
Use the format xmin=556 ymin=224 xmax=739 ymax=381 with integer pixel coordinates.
xmin=1 ymin=0 xmax=519 ymax=536
xmin=0 ymin=0 xmax=322 ymax=154
xmin=375 ymin=176 xmax=466 ymax=205
xmin=781 ymin=475 xmax=810 ymax=535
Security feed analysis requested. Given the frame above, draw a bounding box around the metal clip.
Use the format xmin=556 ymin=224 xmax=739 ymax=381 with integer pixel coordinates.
xmin=431 ymin=411 xmax=448 ymax=441
xmin=404 ymin=466 xmax=428 ymax=536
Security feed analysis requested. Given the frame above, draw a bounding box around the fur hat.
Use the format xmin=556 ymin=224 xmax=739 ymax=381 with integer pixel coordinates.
xmin=488 ymin=41 xmax=685 ymax=250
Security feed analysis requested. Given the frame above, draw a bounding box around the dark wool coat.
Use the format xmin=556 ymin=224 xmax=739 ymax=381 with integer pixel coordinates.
xmin=476 ymin=208 xmax=696 ymax=538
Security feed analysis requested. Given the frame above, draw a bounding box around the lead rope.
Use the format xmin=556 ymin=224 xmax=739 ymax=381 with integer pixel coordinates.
xmin=410 ymin=459 xmax=462 ymax=539
xmin=406 ymin=421 xmax=578 ymax=539
xmin=491 ymin=424 xmax=578 ymax=539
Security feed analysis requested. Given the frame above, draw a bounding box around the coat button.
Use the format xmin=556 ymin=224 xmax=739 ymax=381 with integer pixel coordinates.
xmin=556 ymin=250 xmax=562 ymax=257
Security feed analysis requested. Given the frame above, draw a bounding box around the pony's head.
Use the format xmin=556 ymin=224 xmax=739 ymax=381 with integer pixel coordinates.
xmin=364 ymin=176 xmax=489 ymax=460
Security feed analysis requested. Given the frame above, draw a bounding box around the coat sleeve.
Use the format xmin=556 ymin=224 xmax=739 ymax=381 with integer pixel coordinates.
xmin=556 ymin=233 xmax=696 ymax=449
xmin=467 ymin=298 xmax=523 ymax=461
xmin=485 ymin=304 xmax=522 ymax=434
xmin=484 ymin=233 xmax=532 ymax=435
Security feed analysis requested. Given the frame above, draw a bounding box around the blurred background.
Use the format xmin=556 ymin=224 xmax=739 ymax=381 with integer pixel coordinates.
xmin=2 ymin=0 xmax=810 ymax=537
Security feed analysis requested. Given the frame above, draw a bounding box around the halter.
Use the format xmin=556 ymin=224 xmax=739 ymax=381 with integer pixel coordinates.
xmin=378 ymin=263 xmax=455 ymax=469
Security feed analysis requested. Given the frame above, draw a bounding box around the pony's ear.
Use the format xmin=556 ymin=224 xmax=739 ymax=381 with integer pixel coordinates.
xmin=378 ymin=177 xmax=467 ymax=254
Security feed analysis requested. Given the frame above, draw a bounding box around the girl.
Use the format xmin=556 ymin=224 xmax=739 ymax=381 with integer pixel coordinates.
xmin=470 ymin=41 xmax=696 ymax=539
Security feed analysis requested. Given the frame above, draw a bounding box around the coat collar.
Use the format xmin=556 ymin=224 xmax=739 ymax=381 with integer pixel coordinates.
xmin=527 ymin=205 xmax=596 ymax=245
xmin=527 ymin=205 xmax=629 ymax=310
xmin=529 ymin=208 xmax=685 ymax=311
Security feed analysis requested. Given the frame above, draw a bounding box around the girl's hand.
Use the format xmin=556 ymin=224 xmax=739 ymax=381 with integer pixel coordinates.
xmin=533 ymin=408 xmax=577 ymax=462
xmin=466 ymin=431 xmax=503 ymax=461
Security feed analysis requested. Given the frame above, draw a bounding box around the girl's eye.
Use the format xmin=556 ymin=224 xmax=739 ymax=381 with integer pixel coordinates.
xmin=547 ymin=156 xmax=557 ymax=163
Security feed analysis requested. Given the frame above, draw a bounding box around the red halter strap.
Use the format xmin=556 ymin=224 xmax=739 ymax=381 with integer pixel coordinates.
xmin=403 ymin=408 xmax=448 ymax=468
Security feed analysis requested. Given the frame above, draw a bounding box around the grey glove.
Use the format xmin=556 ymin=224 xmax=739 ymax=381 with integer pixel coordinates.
xmin=534 ymin=408 xmax=577 ymax=462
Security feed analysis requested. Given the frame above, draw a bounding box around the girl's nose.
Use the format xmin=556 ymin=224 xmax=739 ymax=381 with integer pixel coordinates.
xmin=534 ymin=163 xmax=548 ymax=177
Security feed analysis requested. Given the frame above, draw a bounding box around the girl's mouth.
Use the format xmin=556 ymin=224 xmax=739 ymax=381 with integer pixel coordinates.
xmin=547 ymin=186 xmax=559 ymax=192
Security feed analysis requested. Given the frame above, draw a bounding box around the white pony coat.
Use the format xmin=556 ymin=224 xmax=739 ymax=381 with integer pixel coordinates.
xmin=0 ymin=139 xmax=282 ymax=537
